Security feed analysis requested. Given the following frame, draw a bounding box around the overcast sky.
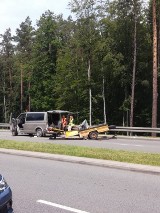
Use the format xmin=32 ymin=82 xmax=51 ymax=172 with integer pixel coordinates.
xmin=0 ymin=0 xmax=71 ymax=35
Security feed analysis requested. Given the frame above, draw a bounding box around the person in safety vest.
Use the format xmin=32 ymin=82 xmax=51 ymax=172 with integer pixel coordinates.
xmin=68 ymin=115 xmax=74 ymax=131
xmin=61 ymin=115 xmax=67 ymax=130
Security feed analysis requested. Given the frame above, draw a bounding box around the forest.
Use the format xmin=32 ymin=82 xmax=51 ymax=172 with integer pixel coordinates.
xmin=0 ymin=0 xmax=159 ymax=128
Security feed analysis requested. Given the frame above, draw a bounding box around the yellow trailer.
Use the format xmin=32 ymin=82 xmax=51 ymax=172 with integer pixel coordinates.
xmin=48 ymin=124 xmax=115 ymax=140
xmin=78 ymin=124 xmax=109 ymax=139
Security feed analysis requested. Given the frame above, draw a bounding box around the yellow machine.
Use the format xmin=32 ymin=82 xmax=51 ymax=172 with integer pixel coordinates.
xmin=49 ymin=124 xmax=112 ymax=140
xmin=78 ymin=124 xmax=109 ymax=139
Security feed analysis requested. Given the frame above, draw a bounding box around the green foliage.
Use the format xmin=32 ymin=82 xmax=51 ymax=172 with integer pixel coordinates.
xmin=13 ymin=16 xmax=35 ymax=112
xmin=0 ymin=28 xmax=15 ymax=122
xmin=30 ymin=11 xmax=61 ymax=111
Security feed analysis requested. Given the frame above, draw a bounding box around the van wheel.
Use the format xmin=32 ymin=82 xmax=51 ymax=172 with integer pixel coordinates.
xmin=36 ymin=128 xmax=43 ymax=137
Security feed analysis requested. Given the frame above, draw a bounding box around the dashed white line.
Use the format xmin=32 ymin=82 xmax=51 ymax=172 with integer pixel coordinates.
xmin=37 ymin=200 xmax=90 ymax=213
xmin=112 ymin=143 xmax=143 ymax=147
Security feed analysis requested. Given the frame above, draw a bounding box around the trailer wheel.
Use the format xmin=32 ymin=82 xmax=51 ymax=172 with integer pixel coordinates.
xmin=52 ymin=133 xmax=57 ymax=139
xmin=88 ymin=131 xmax=98 ymax=140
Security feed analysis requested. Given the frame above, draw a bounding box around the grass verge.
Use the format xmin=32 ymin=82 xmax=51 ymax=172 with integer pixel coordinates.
xmin=0 ymin=139 xmax=160 ymax=166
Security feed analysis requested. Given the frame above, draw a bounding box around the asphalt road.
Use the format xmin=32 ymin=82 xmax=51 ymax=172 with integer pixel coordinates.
xmin=1 ymin=130 xmax=160 ymax=153
xmin=1 ymin=153 xmax=160 ymax=213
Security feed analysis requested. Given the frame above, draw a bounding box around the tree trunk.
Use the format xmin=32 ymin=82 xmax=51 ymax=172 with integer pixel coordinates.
xmin=102 ymin=76 xmax=107 ymax=124
xmin=88 ymin=59 xmax=92 ymax=126
xmin=130 ymin=0 xmax=137 ymax=128
xmin=21 ymin=67 xmax=23 ymax=112
xmin=158 ymin=15 xmax=160 ymax=70
xmin=152 ymin=0 xmax=158 ymax=136
xmin=3 ymin=79 xmax=6 ymax=123
xmin=28 ymin=81 xmax=31 ymax=112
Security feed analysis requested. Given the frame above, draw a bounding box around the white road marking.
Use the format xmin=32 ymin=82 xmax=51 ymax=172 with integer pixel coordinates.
xmin=37 ymin=200 xmax=90 ymax=213
xmin=112 ymin=143 xmax=143 ymax=147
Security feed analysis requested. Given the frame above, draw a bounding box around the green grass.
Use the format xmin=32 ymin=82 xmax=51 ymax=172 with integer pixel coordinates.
xmin=0 ymin=139 xmax=160 ymax=166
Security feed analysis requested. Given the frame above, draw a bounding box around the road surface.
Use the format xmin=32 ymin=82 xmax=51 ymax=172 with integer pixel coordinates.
xmin=1 ymin=153 xmax=160 ymax=213
xmin=1 ymin=130 xmax=160 ymax=153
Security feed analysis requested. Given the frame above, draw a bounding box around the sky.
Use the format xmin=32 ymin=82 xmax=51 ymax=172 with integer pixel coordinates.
xmin=0 ymin=0 xmax=71 ymax=35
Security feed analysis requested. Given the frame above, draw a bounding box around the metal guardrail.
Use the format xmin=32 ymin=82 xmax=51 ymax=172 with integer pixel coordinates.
xmin=109 ymin=126 xmax=160 ymax=135
xmin=0 ymin=123 xmax=10 ymax=129
xmin=0 ymin=123 xmax=160 ymax=136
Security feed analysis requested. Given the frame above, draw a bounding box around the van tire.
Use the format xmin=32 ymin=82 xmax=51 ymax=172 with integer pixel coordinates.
xmin=36 ymin=128 xmax=43 ymax=137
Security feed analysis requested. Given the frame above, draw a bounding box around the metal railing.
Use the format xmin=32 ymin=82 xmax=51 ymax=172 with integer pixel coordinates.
xmin=0 ymin=123 xmax=10 ymax=129
xmin=0 ymin=123 xmax=160 ymax=136
xmin=109 ymin=126 xmax=160 ymax=135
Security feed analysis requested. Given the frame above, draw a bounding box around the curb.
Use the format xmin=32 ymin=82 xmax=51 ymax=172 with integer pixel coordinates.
xmin=0 ymin=148 xmax=160 ymax=175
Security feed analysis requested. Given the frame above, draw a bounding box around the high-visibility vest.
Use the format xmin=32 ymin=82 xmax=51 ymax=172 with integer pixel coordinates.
xmin=69 ymin=117 xmax=74 ymax=126
xmin=62 ymin=117 xmax=67 ymax=125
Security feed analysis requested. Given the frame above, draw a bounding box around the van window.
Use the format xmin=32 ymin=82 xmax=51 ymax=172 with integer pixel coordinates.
xmin=17 ymin=113 xmax=26 ymax=121
xmin=26 ymin=113 xmax=44 ymax=121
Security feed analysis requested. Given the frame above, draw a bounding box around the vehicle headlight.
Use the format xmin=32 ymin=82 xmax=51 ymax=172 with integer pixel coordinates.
xmin=0 ymin=176 xmax=8 ymax=191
